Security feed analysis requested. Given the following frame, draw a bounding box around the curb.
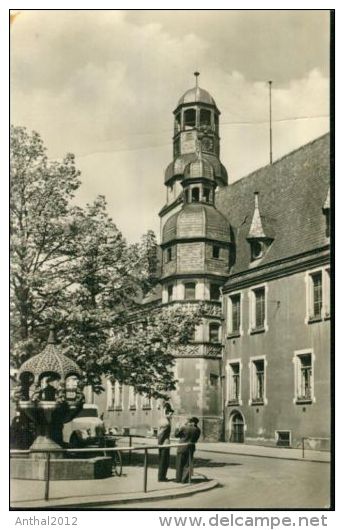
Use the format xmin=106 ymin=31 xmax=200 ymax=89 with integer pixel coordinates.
xmin=196 ymin=448 xmax=330 ymax=464
xmin=11 ymin=479 xmax=219 ymax=509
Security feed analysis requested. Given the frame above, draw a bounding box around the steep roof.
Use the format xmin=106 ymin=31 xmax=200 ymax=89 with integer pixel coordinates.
xmin=162 ymin=203 xmax=232 ymax=245
xmin=216 ymin=133 xmax=330 ymax=278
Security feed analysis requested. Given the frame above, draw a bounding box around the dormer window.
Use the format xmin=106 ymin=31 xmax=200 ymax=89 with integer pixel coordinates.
xmin=323 ymin=188 xmax=330 ymax=238
xmin=184 ymin=108 xmax=196 ymax=129
xmin=251 ymin=240 xmax=264 ymax=260
xmin=247 ymin=192 xmax=273 ymax=262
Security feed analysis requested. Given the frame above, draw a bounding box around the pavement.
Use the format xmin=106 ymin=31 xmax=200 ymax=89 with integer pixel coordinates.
xmin=10 ymin=440 xmax=330 ymax=509
xmin=10 ymin=464 xmax=218 ymax=509
xmin=130 ymin=437 xmax=330 ymax=463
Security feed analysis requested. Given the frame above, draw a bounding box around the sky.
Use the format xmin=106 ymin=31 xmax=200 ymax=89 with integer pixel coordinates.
xmin=10 ymin=10 xmax=330 ymax=242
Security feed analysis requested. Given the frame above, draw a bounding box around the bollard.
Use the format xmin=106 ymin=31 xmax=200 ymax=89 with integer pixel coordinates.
xmin=44 ymin=452 xmax=51 ymax=501
xmin=143 ymin=448 xmax=148 ymax=493
xmin=129 ymin=436 xmax=132 ymax=465
xmin=188 ymin=446 xmax=192 ymax=484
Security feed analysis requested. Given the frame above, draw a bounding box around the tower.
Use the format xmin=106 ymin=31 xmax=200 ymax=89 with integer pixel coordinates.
xmin=160 ymin=74 xmax=232 ymax=441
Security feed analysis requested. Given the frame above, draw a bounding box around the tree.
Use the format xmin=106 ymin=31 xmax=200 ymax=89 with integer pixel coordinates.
xmin=10 ymin=126 xmax=202 ymax=399
xmin=10 ymin=125 xmax=82 ymax=365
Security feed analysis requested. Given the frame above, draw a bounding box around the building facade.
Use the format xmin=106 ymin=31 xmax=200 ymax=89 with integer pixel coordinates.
xmin=96 ymin=80 xmax=331 ymax=448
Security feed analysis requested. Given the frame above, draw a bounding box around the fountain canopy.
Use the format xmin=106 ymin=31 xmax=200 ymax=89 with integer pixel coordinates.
xmin=19 ymin=327 xmax=82 ymax=382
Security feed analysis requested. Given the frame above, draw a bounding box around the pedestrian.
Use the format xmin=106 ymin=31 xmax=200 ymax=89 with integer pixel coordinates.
xmin=175 ymin=417 xmax=201 ymax=483
xmin=157 ymin=403 xmax=174 ymax=482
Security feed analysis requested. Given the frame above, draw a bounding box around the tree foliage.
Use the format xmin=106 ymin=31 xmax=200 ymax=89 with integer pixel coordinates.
xmin=10 ymin=126 xmax=202 ymax=399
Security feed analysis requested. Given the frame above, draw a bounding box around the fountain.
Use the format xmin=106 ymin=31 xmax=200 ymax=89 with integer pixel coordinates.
xmin=10 ymin=326 xmax=112 ymax=480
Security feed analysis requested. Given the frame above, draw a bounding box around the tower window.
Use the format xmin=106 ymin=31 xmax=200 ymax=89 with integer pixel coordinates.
xmin=203 ymin=188 xmax=211 ymax=203
xmin=209 ymin=323 xmax=220 ymax=342
xmin=200 ymin=109 xmax=211 ymax=128
xmin=184 ymin=282 xmax=196 ymax=300
xmin=184 ymin=108 xmax=196 ymax=129
xmin=167 ymin=284 xmax=173 ymax=302
xmin=191 ymin=188 xmax=200 ymax=202
xmin=209 ymin=373 xmax=219 ymax=387
xmin=166 ymin=247 xmax=172 ymax=262
xmin=175 ymin=112 xmax=181 ymax=134
xmin=210 ymin=283 xmax=221 ymax=300
xmin=212 ymin=245 xmax=220 ymax=259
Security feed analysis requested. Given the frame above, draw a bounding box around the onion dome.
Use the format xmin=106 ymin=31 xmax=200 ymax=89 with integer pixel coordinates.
xmin=162 ymin=203 xmax=232 ymax=244
xmin=177 ymin=86 xmax=217 ymax=107
xmin=165 ymin=153 xmax=228 ymax=185
xmin=184 ymin=156 xmax=215 ymax=180
xmin=18 ymin=326 xmax=82 ymax=380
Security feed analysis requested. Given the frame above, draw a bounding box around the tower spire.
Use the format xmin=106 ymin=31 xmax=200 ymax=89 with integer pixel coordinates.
xmin=194 ymin=71 xmax=200 ymax=88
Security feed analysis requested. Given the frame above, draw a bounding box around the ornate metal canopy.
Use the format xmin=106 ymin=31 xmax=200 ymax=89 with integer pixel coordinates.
xmin=18 ymin=326 xmax=82 ymax=380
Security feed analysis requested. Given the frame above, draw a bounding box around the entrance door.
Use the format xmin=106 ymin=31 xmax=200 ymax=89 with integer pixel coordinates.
xmin=230 ymin=412 xmax=244 ymax=443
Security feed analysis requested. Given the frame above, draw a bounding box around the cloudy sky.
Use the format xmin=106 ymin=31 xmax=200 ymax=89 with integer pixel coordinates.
xmin=11 ymin=10 xmax=330 ymax=242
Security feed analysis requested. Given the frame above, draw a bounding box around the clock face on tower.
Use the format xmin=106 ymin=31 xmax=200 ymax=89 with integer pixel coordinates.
xmin=201 ymin=136 xmax=214 ymax=152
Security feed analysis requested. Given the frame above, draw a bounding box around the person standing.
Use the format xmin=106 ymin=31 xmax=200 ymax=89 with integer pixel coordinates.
xmin=157 ymin=403 xmax=174 ymax=482
xmin=175 ymin=417 xmax=201 ymax=483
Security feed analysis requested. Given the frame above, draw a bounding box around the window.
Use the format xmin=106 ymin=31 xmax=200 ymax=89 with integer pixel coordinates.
xmin=325 ymin=210 xmax=330 ymax=238
xmin=250 ymin=359 xmax=265 ymax=405
xmin=209 ymin=322 xmax=220 ymax=342
xmin=228 ymin=293 xmax=241 ymax=335
xmin=142 ymin=394 xmax=152 ymax=410
xmin=166 ymin=247 xmax=172 ymax=262
xmin=203 ymin=188 xmax=211 ymax=203
xmin=174 ymin=112 xmax=181 ymax=133
xmin=251 ymin=286 xmax=266 ymax=331
xmin=212 ymin=245 xmax=220 ymax=259
xmin=228 ymin=362 xmax=240 ymax=403
xmin=184 ymin=282 xmax=196 ymax=300
xmin=309 ymin=272 xmax=322 ymax=319
xmin=184 ymin=108 xmax=196 ymax=129
xmin=295 ymin=353 xmax=313 ymax=403
xmin=191 ymin=187 xmax=200 ymax=202
xmin=167 ymin=284 xmax=173 ymax=302
xmin=209 ymin=373 xmax=219 ymax=387
xmin=200 ymin=108 xmax=212 ymax=127
xmin=128 ymin=387 xmax=137 ymax=410
xmin=251 ymin=240 xmax=264 ymax=260
xmin=324 ymin=268 xmax=330 ymax=318
xmin=276 ymin=431 xmax=291 ymax=447
xmin=109 ymin=381 xmax=123 ymax=410
xmin=306 ymin=268 xmax=330 ymax=321
xmin=210 ymin=283 xmax=221 ymax=300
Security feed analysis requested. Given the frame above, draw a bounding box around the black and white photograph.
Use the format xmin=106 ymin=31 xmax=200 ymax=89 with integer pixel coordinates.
xmin=9 ymin=8 xmax=333 ymax=513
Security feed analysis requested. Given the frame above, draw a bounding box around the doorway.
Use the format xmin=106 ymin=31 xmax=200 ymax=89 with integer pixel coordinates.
xmin=230 ymin=412 xmax=244 ymax=443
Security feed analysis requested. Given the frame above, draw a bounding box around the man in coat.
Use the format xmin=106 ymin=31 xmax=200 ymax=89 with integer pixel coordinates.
xmin=157 ymin=403 xmax=174 ymax=481
xmin=175 ymin=417 xmax=201 ymax=483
